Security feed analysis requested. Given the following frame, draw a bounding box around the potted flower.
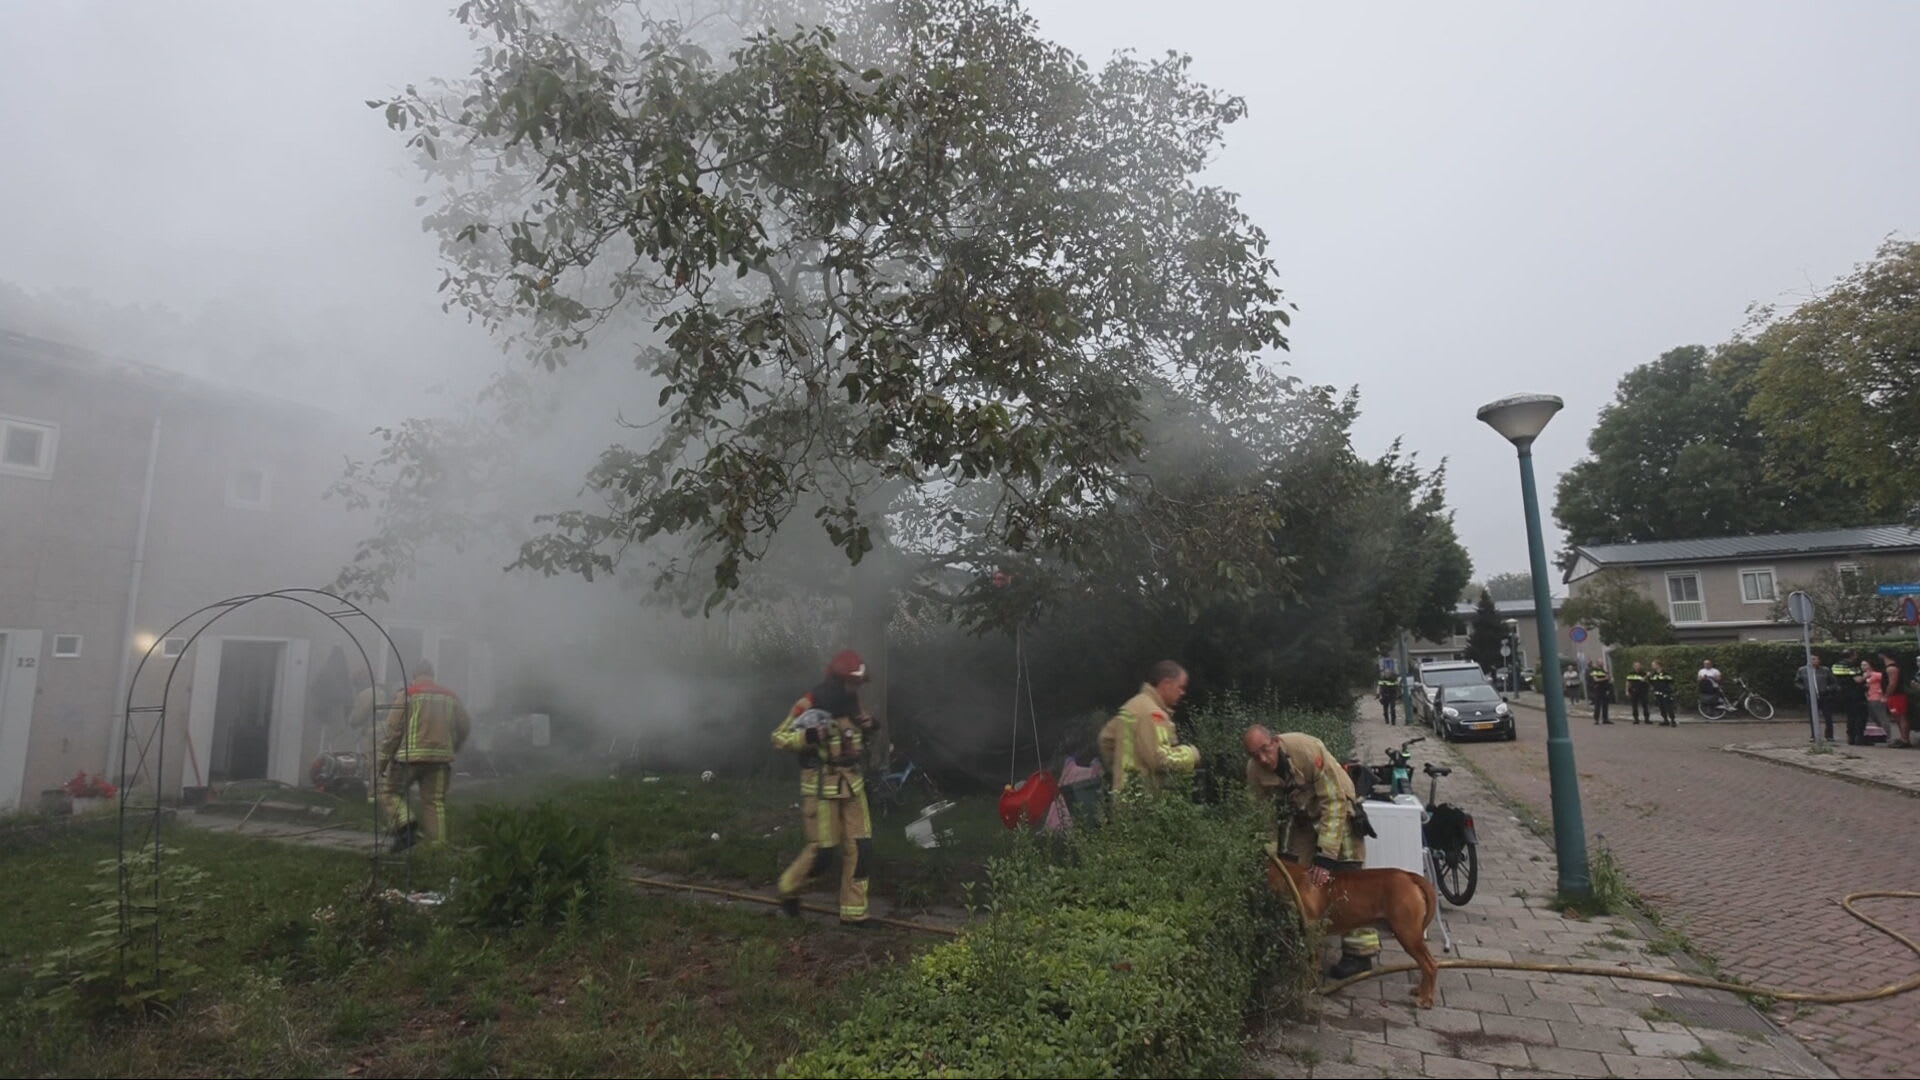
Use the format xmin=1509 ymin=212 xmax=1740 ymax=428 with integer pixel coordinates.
xmin=62 ymin=772 xmax=119 ymax=814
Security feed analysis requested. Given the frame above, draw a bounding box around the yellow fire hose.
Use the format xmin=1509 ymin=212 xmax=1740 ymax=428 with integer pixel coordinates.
xmin=627 ymin=873 xmax=961 ymax=937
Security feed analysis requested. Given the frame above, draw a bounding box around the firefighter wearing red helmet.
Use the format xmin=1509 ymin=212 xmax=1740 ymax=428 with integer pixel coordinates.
xmin=772 ymin=649 xmax=878 ymax=925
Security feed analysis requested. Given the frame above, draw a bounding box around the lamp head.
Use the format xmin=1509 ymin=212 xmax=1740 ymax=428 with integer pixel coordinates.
xmin=1477 ymin=394 xmax=1564 ymax=447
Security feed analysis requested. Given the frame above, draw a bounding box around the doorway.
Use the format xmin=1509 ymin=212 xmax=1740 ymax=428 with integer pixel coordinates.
xmin=210 ymin=640 xmax=283 ymax=782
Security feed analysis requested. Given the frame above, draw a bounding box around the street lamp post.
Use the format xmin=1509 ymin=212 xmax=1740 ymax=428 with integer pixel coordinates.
xmin=1477 ymin=393 xmax=1591 ymax=900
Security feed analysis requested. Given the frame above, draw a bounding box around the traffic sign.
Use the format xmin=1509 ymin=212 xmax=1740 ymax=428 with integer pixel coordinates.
xmin=1878 ymin=584 xmax=1920 ymax=596
xmin=1903 ymin=597 xmax=1920 ymax=627
xmin=1570 ymin=626 xmax=1588 ymax=643
xmin=1501 ymin=641 xmax=1513 ymax=657
xmin=1787 ymin=590 xmax=1815 ymax=626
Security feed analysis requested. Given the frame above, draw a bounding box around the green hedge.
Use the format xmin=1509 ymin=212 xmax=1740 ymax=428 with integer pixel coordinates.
xmin=1611 ymin=640 xmax=1919 ymax=711
xmin=784 ymin=698 xmax=1330 ymax=1078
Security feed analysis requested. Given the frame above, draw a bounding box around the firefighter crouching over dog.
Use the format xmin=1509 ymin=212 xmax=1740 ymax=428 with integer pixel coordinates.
xmin=1242 ymin=723 xmax=1381 ymax=979
xmin=772 ymin=650 xmax=878 ymax=927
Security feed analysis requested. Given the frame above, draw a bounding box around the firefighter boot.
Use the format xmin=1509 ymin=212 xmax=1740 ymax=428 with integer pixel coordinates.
xmin=1327 ymin=952 xmax=1374 ymax=980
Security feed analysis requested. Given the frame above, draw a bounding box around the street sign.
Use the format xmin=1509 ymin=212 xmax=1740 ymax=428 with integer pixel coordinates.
xmin=1787 ymin=590 xmax=1815 ymax=626
xmin=1569 ymin=626 xmax=1588 ymax=644
xmin=1903 ymin=597 xmax=1920 ymax=627
xmin=1501 ymin=641 xmax=1513 ymax=657
xmin=1877 ymin=584 xmax=1920 ymax=596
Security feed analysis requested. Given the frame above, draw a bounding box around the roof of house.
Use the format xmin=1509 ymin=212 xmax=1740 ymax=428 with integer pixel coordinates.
xmin=1573 ymin=526 xmax=1920 ymax=569
xmin=0 ymin=326 xmax=333 ymax=421
xmin=1453 ymin=598 xmax=1562 ymax=618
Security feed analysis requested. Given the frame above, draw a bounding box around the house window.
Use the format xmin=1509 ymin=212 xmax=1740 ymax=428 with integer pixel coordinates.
xmin=1666 ymin=573 xmax=1705 ymax=623
xmin=52 ymin=634 xmax=83 ymax=658
xmin=0 ymin=414 xmax=58 ymax=479
xmin=162 ymin=637 xmax=186 ymax=658
xmin=1739 ymin=568 xmax=1777 ymax=604
xmin=226 ymin=466 xmax=271 ymax=510
xmin=1838 ymin=563 xmax=1862 ymax=597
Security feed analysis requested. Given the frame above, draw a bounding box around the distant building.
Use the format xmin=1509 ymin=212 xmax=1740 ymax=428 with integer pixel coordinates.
xmin=1564 ymin=526 xmax=1920 ymax=644
xmin=0 ymin=329 xmax=494 ymax=811
xmin=1405 ymin=596 xmax=1591 ymax=679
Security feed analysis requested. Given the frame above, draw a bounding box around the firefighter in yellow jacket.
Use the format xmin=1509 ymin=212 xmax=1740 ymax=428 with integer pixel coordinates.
xmin=1242 ymin=724 xmax=1381 ymax=979
xmin=772 ymin=650 xmax=877 ymax=926
xmin=1098 ymin=660 xmax=1200 ymax=794
xmin=378 ymin=660 xmax=471 ymax=852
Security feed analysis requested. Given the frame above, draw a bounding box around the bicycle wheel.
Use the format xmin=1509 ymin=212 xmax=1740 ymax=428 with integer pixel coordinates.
xmin=1699 ymin=697 xmax=1729 ymax=721
xmin=1745 ymin=695 xmax=1775 ymax=720
xmin=1432 ymin=842 xmax=1478 ymax=906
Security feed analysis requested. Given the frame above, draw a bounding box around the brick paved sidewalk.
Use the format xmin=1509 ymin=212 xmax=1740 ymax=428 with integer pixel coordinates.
xmin=1250 ymin=711 xmax=1833 ymax=1080
xmin=1725 ymin=740 xmax=1920 ymax=798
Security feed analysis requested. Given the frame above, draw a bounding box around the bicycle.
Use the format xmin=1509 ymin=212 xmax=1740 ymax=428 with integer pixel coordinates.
xmin=869 ymin=753 xmax=943 ymax=817
xmin=1698 ymin=676 xmax=1775 ymax=721
xmin=1352 ymin=737 xmax=1479 ymax=907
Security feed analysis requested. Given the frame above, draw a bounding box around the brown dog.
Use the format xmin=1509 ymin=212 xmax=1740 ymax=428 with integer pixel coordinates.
xmin=1266 ymin=853 xmax=1440 ymax=1008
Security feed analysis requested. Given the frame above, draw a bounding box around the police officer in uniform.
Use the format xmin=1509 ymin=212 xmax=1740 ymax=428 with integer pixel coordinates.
xmin=1377 ymin=674 xmax=1401 ymax=725
xmin=1648 ymin=661 xmax=1678 ymax=727
xmin=1589 ymin=663 xmax=1614 ymax=725
xmin=1625 ymin=662 xmax=1651 ymax=724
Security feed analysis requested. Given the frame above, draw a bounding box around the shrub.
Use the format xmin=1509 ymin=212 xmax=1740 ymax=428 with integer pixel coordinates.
xmin=785 ymin=697 xmax=1332 ymax=1078
xmin=1611 ymin=640 xmax=1918 ymax=711
xmin=456 ymin=801 xmax=614 ymax=929
xmin=32 ymin=841 xmax=211 ymax=1019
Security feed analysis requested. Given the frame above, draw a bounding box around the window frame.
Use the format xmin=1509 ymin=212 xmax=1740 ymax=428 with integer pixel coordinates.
xmin=1666 ymin=571 xmax=1707 ymax=623
xmin=1738 ymin=566 xmax=1778 ymax=605
xmin=225 ymin=465 xmax=272 ymax=510
xmin=0 ymin=413 xmax=59 ymax=480
xmin=52 ymin=634 xmax=83 ymax=658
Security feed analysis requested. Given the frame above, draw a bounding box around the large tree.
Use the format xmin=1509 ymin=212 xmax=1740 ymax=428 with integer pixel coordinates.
xmin=348 ymin=0 xmax=1469 ymax=736
xmin=1748 ymin=239 xmax=1920 ymax=525
xmin=1553 ymin=344 xmax=1863 ymax=549
xmin=1483 ymin=571 xmax=1532 ymax=603
xmin=1465 ymin=590 xmax=1506 ymax=671
xmin=374 ymin=0 xmax=1295 ymax=624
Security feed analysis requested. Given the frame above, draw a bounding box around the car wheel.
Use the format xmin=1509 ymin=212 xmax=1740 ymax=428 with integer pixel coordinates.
xmin=1504 ymin=725 xmax=1517 ymax=742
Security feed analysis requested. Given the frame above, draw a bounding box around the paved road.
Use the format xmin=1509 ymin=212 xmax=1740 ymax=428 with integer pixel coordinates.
xmin=1446 ymin=708 xmax=1920 ymax=1078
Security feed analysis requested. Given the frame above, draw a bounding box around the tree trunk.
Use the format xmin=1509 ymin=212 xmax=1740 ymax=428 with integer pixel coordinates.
xmin=849 ymin=552 xmax=894 ymax=769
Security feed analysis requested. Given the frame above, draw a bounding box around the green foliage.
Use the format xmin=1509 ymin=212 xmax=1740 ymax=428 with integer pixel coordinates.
xmin=375 ymin=0 xmax=1294 ymax=608
xmin=456 ymin=802 xmax=614 ymax=929
xmin=1558 ymin=240 xmax=1920 ymax=552
xmin=786 ymin=700 xmax=1337 ymax=1078
xmin=1554 ymin=344 xmax=1868 ymax=548
xmin=1611 ymin=640 xmax=1917 ymax=710
xmin=30 ymin=841 xmax=211 ymax=1019
xmin=1467 ymin=590 xmax=1507 ymax=671
xmin=1768 ymin=560 xmax=1920 ymax=642
xmin=1748 ymin=239 xmax=1920 ymax=525
xmin=1484 ymin=571 xmax=1535 ymax=602
xmin=1561 ymin=568 xmax=1677 ymax=648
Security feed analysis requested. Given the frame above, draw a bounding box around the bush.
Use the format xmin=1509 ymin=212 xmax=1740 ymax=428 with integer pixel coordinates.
xmin=456 ymin=801 xmax=614 ymax=929
xmin=32 ymin=841 xmax=212 ymax=1019
xmin=785 ymin=697 xmax=1332 ymax=1078
xmin=1611 ymin=640 xmax=1918 ymax=711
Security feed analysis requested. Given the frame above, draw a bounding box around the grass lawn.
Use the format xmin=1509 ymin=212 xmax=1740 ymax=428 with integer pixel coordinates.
xmin=465 ymin=772 xmax=1010 ymax=912
xmin=0 ymin=773 xmax=994 ymax=1078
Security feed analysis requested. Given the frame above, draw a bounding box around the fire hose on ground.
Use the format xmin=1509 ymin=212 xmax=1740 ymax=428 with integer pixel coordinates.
xmin=626 ymin=873 xmax=961 ymax=937
xmin=1309 ymin=883 xmax=1920 ymax=1005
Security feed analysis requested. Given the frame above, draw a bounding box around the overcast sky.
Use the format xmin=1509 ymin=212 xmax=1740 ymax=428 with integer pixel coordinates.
xmin=2 ymin=1 xmax=1916 ymax=578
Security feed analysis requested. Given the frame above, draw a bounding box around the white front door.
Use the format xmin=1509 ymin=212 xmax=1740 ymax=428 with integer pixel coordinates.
xmin=0 ymin=630 xmax=45 ymax=810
